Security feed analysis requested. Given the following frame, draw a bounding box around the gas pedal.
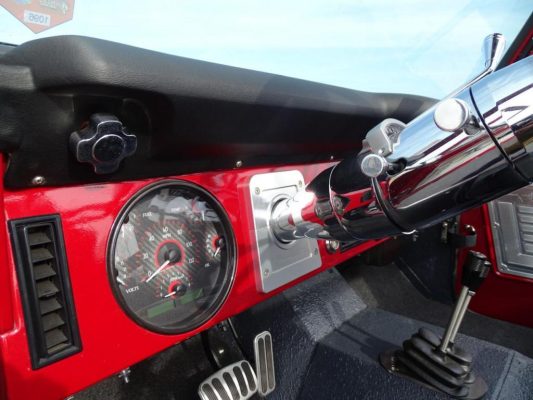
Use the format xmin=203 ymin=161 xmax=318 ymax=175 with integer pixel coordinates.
xmin=254 ymin=331 xmax=276 ymax=396
xmin=198 ymin=360 xmax=257 ymax=400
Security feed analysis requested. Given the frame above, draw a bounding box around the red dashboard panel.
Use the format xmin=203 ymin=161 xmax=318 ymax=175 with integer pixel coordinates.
xmin=0 ymin=161 xmax=382 ymax=400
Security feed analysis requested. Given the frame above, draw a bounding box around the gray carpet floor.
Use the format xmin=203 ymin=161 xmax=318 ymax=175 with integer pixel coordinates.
xmin=76 ymin=263 xmax=533 ymax=399
xmin=233 ymin=267 xmax=533 ymax=399
xmin=338 ymin=261 xmax=533 ymax=358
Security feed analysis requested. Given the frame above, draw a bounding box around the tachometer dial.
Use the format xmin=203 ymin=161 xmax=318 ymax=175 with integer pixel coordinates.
xmin=108 ymin=181 xmax=236 ymax=333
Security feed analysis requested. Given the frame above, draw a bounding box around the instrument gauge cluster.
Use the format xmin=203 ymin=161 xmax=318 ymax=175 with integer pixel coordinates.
xmin=108 ymin=181 xmax=236 ymax=333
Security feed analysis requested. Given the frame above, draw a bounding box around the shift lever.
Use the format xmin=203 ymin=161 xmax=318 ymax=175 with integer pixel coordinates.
xmin=439 ymin=252 xmax=490 ymax=353
xmin=380 ymin=250 xmax=491 ymax=399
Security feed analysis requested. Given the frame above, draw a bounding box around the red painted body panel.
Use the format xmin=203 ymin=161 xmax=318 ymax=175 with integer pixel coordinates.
xmin=458 ymin=206 xmax=533 ymax=328
xmin=0 ymin=162 xmax=382 ymax=400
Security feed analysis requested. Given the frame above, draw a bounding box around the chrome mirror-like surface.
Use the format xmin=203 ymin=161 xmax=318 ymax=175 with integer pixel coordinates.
xmin=483 ymin=33 xmax=506 ymax=72
xmin=449 ymin=33 xmax=506 ymax=97
xmin=269 ymin=34 xmax=532 ymax=243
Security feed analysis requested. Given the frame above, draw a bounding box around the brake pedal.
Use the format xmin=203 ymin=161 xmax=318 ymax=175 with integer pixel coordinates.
xmin=198 ymin=360 xmax=257 ymax=400
xmin=254 ymin=331 xmax=276 ymax=396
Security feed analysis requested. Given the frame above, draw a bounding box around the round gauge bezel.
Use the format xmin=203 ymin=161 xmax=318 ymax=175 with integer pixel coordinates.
xmin=107 ymin=180 xmax=236 ymax=334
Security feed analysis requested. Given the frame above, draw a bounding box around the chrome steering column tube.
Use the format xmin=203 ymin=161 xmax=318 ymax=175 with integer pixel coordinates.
xmin=367 ymin=56 xmax=533 ymax=237
xmin=270 ymin=44 xmax=533 ymax=242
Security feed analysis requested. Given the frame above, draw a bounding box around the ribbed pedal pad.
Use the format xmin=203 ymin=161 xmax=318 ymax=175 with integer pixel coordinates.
xmin=254 ymin=331 xmax=276 ymax=396
xmin=198 ymin=360 xmax=257 ymax=400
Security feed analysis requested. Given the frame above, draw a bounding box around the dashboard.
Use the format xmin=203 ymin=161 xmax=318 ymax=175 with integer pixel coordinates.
xmin=1 ymin=25 xmax=532 ymax=400
xmin=0 ymin=161 xmax=383 ymax=400
xmin=0 ymin=35 xmax=434 ymax=400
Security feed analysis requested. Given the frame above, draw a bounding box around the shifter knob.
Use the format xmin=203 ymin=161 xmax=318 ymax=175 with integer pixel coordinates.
xmin=70 ymin=113 xmax=137 ymax=174
xmin=461 ymin=251 xmax=490 ymax=291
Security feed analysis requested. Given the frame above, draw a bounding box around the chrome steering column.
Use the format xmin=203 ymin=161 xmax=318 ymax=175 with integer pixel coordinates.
xmin=270 ymin=34 xmax=533 ymax=242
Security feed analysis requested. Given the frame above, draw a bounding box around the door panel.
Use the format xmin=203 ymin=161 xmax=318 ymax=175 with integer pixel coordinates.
xmin=459 ymin=205 xmax=533 ymax=328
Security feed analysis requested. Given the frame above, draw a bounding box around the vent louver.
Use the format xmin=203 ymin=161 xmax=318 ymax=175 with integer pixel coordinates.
xmin=10 ymin=215 xmax=81 ymax=369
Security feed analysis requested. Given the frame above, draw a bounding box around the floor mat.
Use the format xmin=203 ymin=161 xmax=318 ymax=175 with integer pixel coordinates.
xmin=76 ymin=265 xmax=533 ymax=399
xmin=338 ymin=261 xmax=533 ymax=358
xmin=299 ymin=308 xmax=533 ymax=400
xmin=231 ymin=269 xmax=367 ymax=400
xmin=232 ymin=268 xmax=533 ymax=400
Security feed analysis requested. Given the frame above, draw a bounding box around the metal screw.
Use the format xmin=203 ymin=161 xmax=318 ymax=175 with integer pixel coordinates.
xmin=298 ymin=180 xmax=303 ymax=188
xmin=263 ymin=269 xmax=270 ymax=277
xmin=254 ymin=187 xmax=261 ymax=195
xmin=330 ymin=155 xmax=334 ymax=160
xmin=235 ymin=160 xmax=243 ymax=168
xmin=118 ymin=368 xmax=131 ymax=384
xmin=32 ymin=176 xmax=45 ymax=186
xmin=333 ymin=197 xmax=344 ymax=214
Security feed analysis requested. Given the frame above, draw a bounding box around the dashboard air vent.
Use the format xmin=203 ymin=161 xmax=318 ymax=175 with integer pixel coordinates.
xmin=9 ymin=215 xmax=81 ymax=369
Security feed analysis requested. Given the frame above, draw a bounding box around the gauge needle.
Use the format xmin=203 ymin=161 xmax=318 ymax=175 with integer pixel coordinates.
xmin=213 ymin=246 xmax=221 ymax=258
xmin=165 ymin=291 xmax=177 ymax=298
xmin=146 ymin=260 xmax=170 ymax=283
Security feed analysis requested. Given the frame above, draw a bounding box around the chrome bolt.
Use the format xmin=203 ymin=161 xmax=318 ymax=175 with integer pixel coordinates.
xmin=325 ymin=240 xmax=340 ymax=254
xmin=255 ymin=187 xmax=261 ymax=195
xmin=361 ymin=153 xmax=388 ymax=178
xmin=32 ymin=176 xmax=46 ymax=186
xmin=298 ymin=180 xmax=303 ymax=188
xmin=433 ymin=98 xmax=471 ymax=132
xmin=235 ymin=160 xmax=243 ymax=168
xmin=263 ymin=269 xmax=270 ymax=277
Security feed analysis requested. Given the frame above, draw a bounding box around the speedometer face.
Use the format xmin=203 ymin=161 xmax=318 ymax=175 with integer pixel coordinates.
xmin=108 ymin=181 xmax=236 ymax=333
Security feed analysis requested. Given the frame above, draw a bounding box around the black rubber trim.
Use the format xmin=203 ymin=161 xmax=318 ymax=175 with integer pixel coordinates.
xmin=0 ymin=42 xmax=15 ymax=56
xmin=9 ymin=214 xmax=82 ymax=369
xmin=106 ymin=180 xmax=237 ymax=334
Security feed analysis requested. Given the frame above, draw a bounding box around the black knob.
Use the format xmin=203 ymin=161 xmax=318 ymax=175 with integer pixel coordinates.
xmin=461 ymin=251 xmax=490 ymax=291
xmin=70 ymin=114 xmax=137 ymax=174
xmin=157 ymin=243 xmax=182 ymax=267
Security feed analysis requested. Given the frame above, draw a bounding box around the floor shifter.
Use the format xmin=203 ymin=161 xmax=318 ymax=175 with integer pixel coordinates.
xmin=380 ymin=250 xmax=491 ymax=399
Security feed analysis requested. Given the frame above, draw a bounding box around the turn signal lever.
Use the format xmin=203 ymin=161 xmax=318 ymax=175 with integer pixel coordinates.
xmin=270 ymin=34 xmax=533 ymax=242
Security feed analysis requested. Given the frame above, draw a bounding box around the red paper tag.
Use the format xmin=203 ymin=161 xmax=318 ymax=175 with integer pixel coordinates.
xmin=1 ymin=0 xmax=75 ymax=33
